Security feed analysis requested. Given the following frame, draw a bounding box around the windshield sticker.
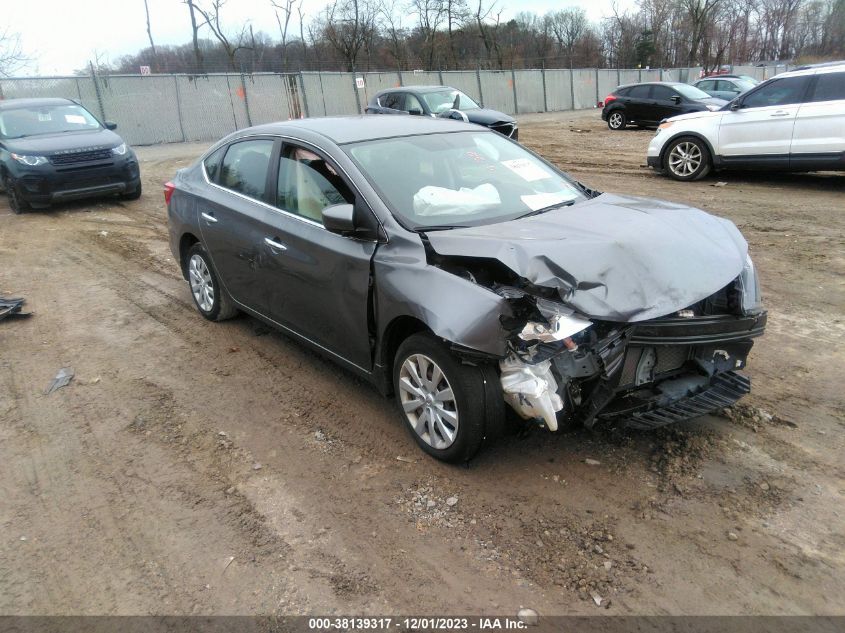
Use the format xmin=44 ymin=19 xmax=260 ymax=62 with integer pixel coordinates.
xmin=64 ymin=114 xmax=87 ymax=124
xmin=38 ymin=113 xmax=52 ymax=122
xmin=501 ymin=158 xmax=553 ymax=182
xmin=520 ymin=190 xmax=579 ymax=211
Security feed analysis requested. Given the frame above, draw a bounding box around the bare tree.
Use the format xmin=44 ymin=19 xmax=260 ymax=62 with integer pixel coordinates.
xmin=193 ymin=0 xmax=254 ymax=71
xmin=0 ymin=28 xmax=28 ymax=77
xmin=411 ymin=0 xmax=447 ymax=69
xmin=683 ymin=0 xmax=723 ymax=65
xmin=378 ymin=0 xmax=409 ymax=68
xmin=183 ymin=0 xmax=206 ymax=72
xmin=271 ymin=0 xmax=300 ymax=70
xmin=475 ymin=0 xmax=504 ymax=69
xmin=321 ymin=0 xmax=377 ymax=72
xmin=550 ymin=7 xmax=589 ymax=66
xmin=142 ymin=0 xmax=158 ymax=70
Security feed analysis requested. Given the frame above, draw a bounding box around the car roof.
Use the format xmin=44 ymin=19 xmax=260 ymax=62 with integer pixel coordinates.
xmin=242 ymin=115 xmax=483 ymax=145
xmin=0 ymin=97 xmax=76 ymax=111
xmin=777 ymin=61 xmax=845 ymax=78
xmin=377 ymin=85 xmax=454 ymax=94
xmin=616 ymin=81 xmax=689 ymax=89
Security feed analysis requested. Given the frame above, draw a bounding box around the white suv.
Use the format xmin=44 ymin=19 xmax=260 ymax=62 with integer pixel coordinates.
xmin=647 ymin=61 xmax=845 ymax=181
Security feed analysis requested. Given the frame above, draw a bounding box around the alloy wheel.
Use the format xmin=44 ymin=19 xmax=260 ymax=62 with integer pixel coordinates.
xmin=188 ymin=253 xmax=215 ymax=312
xmin=668 ymin=141 xmax=702 ymax=177
xmin=398 ymin=353 xmax=459 ymax=450
xmin=609 ymin=112 xmax=624 ymax=129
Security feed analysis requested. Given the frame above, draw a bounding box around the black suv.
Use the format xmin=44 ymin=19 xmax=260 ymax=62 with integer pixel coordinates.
xmin=366 ymin=85 xmax=518 ymax=139
xmin=0 ymin=98 xmax=141 ymax=213
xmin=601 ymin=82 xmax=727 ymax=130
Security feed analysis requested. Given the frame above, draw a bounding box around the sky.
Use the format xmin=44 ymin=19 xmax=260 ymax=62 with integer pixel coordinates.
xmin=5 ymin=0 xmax=634 ymax=76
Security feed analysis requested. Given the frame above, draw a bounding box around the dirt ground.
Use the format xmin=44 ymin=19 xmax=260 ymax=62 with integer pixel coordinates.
xmin=1 ymin=110 xmax=843 ymax=617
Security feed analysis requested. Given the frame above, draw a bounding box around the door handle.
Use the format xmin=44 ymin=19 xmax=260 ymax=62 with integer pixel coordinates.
xmin=770 ymin=111 xmax=790 ymax=117
xmin=264 ymin=237 xmax=287 ymax=251
xmin=201 ymin=211 xmax=217 ymax=223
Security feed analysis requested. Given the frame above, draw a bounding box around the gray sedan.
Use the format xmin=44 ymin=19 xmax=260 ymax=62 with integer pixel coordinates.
xmin=166 ymin=116 xmax=766 ymax=462
xmin=692 ymin=76 xmax=757 ymax=101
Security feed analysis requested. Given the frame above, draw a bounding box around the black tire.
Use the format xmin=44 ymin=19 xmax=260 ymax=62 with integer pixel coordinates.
xmin=392 ymin=333 xmax=503 ymax=463
xmin=185 ymin=242 xmax=238 ymax=322
xmin=607 ymin=110 xmax=627 ymax=130
xmin=122 ymin=181 xmax=142 ymax=200
xmin=663 ymin=136 xmax=712 ymax=181
xmin=5 ymin=178 xmax=30 ymax=215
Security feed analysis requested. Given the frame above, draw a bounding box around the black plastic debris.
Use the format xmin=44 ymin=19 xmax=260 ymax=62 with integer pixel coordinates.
xmin=0 ymin=296 xmax=31 ymax=321
xmin=45 ymin=368 xmax=74 ymax=395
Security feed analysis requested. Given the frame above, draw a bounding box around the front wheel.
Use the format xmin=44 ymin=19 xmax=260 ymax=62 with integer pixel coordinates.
xmin=5 ymin=178 xmax=30 ymax=214
xmin=393 ymin=333 xmax=501 ymax=463
xmin=185 ymin=243 xmax=238 ymax=322
xmin=664 ymin=137 xmax=712 ymax=181
xmin=607 ymin=111 xmax=626 ymax=130
xmin=122 ymin=182 xmax=142 ymax=200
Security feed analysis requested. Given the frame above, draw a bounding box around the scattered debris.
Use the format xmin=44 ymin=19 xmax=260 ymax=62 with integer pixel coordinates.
xmin=603 ymin=561 xmax=613 ymax=571
xmin=314 ymin=429 xmax=326 ymax=442
xmin=585 ymin=458 xmax=601 ymax=466
xmin=396 ymin=455 xmax=416 ymax=463
xmin=98 ymin=230 xmax=109 ymax=237
xmin=712 ymin=181 xmax=728 ymax=187
xmin=228 ymin=346 xmax=240 ymax=353
xmin=516 ymin=607 xmax=539 ymax=626
xmin=222 ymin=556 xmax=235 ymax=572
xmin=727 ymin=531 xmax=738 ymax=541
xmin=252 ymin=463 xmax=262 ymax=471
xmin=446 ymin=496 xmax=459 ymax=507
xmin=0 ymin=296 xmax=31 ymax=321
xmin=45 ymin=367 xmax=74 ymax=394
xmin=591 ymin=592 xmax=604 ymax=606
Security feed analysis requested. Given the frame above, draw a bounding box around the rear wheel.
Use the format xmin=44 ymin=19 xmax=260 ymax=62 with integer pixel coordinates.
xmin=185 ymin=243 xmax=238 ymax=322
xmin=607 ymin=110 xmax=626 ymax=130
xmin=393 ymin=333 xmax=501 ymax=463
xmin=664 ymin=137 xmax=712 ymax=181
xmin=5 ymin=178 xmax=29 ymax=214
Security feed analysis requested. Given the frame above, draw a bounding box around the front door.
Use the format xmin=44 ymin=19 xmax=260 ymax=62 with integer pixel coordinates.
xmin=261 ymin=143 xmax=376 ymax=371
xmin=718 ymin=76 xmax=811 ymax=164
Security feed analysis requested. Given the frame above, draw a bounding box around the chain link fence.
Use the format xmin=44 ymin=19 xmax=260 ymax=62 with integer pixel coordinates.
xmin=0 ymin=64 xmax=790 ymax=146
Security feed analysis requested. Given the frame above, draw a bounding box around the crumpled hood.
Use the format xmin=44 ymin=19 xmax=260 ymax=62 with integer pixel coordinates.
xmin=4 ymin=128 xmax=123 ymax=155
xmin=425 ymin=193 xmax=748 ymax=322
xmin=465 ymin=108 xmax=515 ymax=126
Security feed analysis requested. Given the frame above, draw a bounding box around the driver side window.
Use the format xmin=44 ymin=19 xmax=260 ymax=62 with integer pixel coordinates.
xmin=405 ymin=94 xmax=424 ymax=113
xmin=276 ymin=145 xmax=354 ymax=224
xmin=742 ymin=77 xmax=809 ymax=108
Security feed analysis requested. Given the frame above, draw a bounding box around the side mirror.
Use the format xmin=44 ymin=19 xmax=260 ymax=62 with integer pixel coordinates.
xmin=670 ymin=95 xmax=682 ymax=104
xmin=730 ymin=101 xmax=742 ymax=111
xmin=104 ymin=121 xmax=118 ymax=130
xmin=408 ymin=107 xmax=423 ymax=116
xmin=322 ymin=203 xmax=356 ymax=234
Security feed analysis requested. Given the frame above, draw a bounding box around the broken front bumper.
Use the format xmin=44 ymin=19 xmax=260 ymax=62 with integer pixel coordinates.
xmin=585 ymin=311 xmax=767 ymax=429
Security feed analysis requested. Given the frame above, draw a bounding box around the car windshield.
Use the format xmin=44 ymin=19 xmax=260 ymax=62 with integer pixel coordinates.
xmin=346 ymin=131 xmax=586 ymax=230
xmin=420 ymin=90 xmax=481 ymax=114
xmin=673 ymin=84 xmax=713 ymax=100
xmin=737 ymin=75 xmax=760 ymax=85
xmin=734 ymin=79 xmax=757 ymax=91
xmin=0 ymin=103 xmax=102 ymax=139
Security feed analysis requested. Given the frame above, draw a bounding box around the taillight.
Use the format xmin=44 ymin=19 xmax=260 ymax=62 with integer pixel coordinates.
xmin=164 ymin=181 xmax=176 ymax=206
xmin=601 ymin=94 xmax=617 ymax=108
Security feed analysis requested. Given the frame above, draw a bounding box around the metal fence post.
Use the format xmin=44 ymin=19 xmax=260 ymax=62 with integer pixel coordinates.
xmin=74 ymin=77 xmax=83 ymax=101
xmin=438 ymin=68 xmax=444 ymax=85
xmin=594 ymin=68 xmax=599 ymax=105
xmin=659 ymin=68 xmax=664 ymax=81
xmin=240 ymin=71 xmax=252 ymax=127
xmin=569 ymin=68 xmax=575 ymax=110
xmin=397 ymin=69 xmax=403 ymax=87
xmin=510 ymin=67 xmax=518 ymax=115
xmin=89 ymin=61 xmax=107 ymax=123
xmin=173 ymin=75 xmax=187 ymax=142
xmin=638 ymin=68 xmax=642 ymax=82
xmin=476 ymin=65 xmax=484 ymax=106
xmin=298 ymin=72 xmax=310 ymax=118
xmin=541 ymin=61 xmax=548 ymax=113
xmin=351 ymin=64 xmax=362 ymax=114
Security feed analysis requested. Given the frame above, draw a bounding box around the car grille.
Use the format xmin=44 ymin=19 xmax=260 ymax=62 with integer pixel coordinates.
xmin=49 ymin=149 xmax=113 ymax=166
xmin=489 ymin=122 xmax=516 ymax=138
xmin=619 ymin=345 xmax=690 ymax=387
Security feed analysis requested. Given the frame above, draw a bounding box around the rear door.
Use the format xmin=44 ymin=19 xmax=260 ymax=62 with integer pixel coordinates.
xmin=790 ymin=70 xmax=845 ymax=166
xmin=717 ymin=75 xmax=811 ymax=164
xmin=623 ymin=84 xmax=653 ymax=122
xmin=262 ymin=142 xmax=377 ymax=370
xmin=198 ymin=137 xmax=279 ymax=315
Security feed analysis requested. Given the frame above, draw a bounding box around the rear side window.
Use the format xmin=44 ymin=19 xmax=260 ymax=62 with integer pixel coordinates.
xmin=651 ymin=86 xmax=677 ymax=100
xmin=203 ymin=147 xmax=225 ymax=183
xmin=627 ymin=85 xmax=652 ymax=98
xmin=615 ymin=87 xmax=629 ymax=96
xmin=219 ymin=139 xmax=274 ymax=201
xmin=742 ymin=76 xmax=810 ymax=108
xmin=697 ymin=80 xmax=716 ymax=91
xmin=810 ymin=72 xmax=845 ymax=102
xmin=380 ymin=92 xmax=403 ymax=110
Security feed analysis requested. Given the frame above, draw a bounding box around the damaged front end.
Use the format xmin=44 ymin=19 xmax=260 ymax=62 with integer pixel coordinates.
xmin=494 ymin=279 xmax=766 ymax=432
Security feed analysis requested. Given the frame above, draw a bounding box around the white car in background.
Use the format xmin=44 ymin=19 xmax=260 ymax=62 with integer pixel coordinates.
xmin=647 ymin=61 xmax=845 ymax=181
